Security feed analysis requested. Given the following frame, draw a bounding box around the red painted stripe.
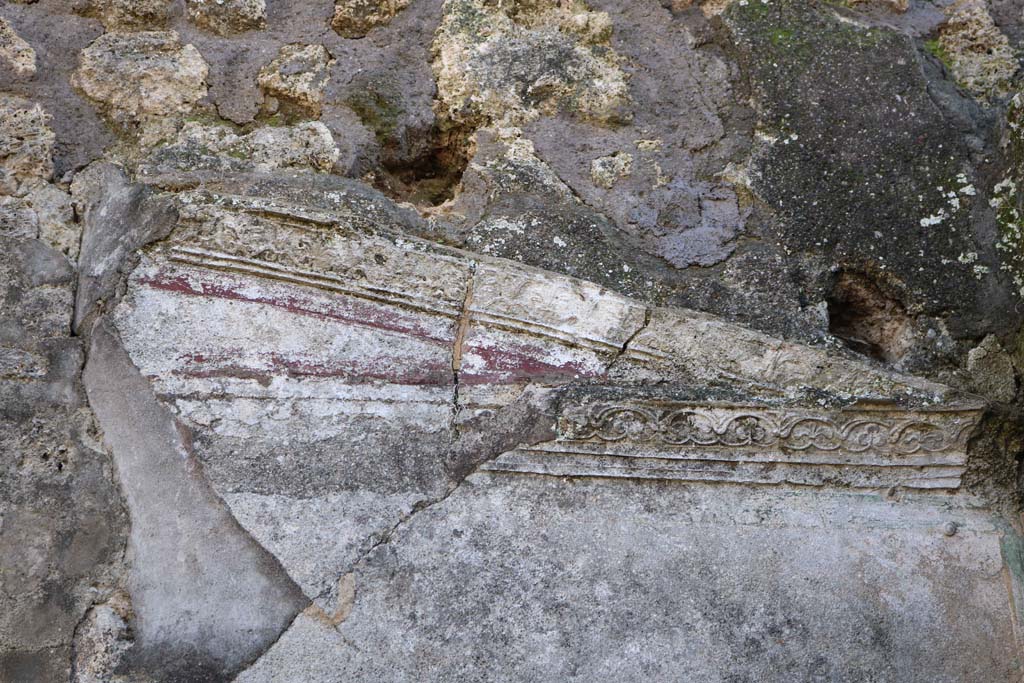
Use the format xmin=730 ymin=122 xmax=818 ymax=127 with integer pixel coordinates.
xmin=460 ymin=336 xmax=604 ymax=385
xmin=174 ymin=350 xmax=453 ymax=386
xmin=138 ymin=266 xmax=454 ymax=347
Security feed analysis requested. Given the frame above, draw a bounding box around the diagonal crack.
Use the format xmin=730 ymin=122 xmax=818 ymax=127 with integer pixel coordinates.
xmin=609 ymin=306 xmax=652 ymax=371
xmin=311 ymin=382 xmax=564 ymax=614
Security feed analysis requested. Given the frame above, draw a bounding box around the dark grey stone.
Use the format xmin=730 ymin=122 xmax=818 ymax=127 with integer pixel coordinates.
xmin=82 ymin=319 xmax=307 ymax=681
xmin=72 ymin=163 xmax=177 ymax=333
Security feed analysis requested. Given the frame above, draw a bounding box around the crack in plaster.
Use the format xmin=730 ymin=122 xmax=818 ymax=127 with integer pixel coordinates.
xmin=450 ymin=262 xmax=477 ymax=442
xmin=608 ymin=305 xmax=651 ymax=371
xmin=307 ymin=383 xmax=563 ymax=624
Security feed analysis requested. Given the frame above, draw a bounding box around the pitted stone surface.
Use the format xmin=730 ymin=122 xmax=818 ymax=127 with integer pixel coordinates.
xmin=186 ymin=0 xmax=266 ymax=35
xmin=72 ymin=31 xmax=209 ymax=123
xmin=937 ymin=0 xmax=1019 ymax=100
xmin=77 ymin=0 xmax=174 ymax=30
xmin=152 ymin=120 xmax=341 ymax=174
xmin=432 ymin=0 xmax=629 ymax=129
xmin=0 ymin=95 xmax=54 ymax=197
xmin=0 ymin=16 xmax=35 ymax=76
xmin=332 ymin=0 xmax=410 ymax=38
xmin=257 ymin=43 xmax=333 ymax=118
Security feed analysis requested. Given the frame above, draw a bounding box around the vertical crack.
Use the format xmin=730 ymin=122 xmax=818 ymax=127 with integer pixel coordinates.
xmin=450 ymin=263 xmax=477 ymax=440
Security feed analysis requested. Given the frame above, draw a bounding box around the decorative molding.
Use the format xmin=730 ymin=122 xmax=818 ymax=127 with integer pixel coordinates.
xmin=144 ymin=204 xmax=981 ymax=490
xmin=558 ymin=403 xmax=978 ymax=456
xmin=484 ymin=401 xmax=983 ymax=490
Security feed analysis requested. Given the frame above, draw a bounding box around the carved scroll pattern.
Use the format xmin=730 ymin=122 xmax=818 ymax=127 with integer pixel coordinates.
xmin=559 ymin=404 xmax=979 ymax=456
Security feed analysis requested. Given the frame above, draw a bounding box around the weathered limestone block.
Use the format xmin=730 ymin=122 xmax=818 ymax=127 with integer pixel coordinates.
xmin=0 ymin=184 xmax=81 ymax=263
xmin=72 ymin=31 xmax=209 ymax=124
xmin=257 ymin=43 xmax=332 ymax=118
xmin=186 ymin=0 xmax=266 ymax=35
xmin=107 ymin=183 xmax=992 ymax=624
xmin=0 ymin=195 xmax=37 ymax=239
xmin=589 ymin=151 xmax=632 ymax=189
xmin=71 ymin=590 xmax=134 ymax=683
xmin=0 ymin=95 xmax=54 ymax=197
xmin=937 ymin=0 xmax=1018 ymax=101
xmin=0 ymin=16 xmax=35 ymax=76
xmin=27 ymin=184 xmax=78 ymax=261
xmin=77 ymin=0 xmax=174 ymax=30
xmin=432 ymin=0 xmax=630 ymax=129
xmin=331 ymin=0 xmax=410 ymax=38
xmin=149 ymin=120 xmax=341 ymax=174
xmin=967 ymin=335 xmax=1017 ymax=402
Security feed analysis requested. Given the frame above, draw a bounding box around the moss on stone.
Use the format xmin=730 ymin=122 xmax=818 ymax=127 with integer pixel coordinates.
xmin=923 ymin=38 xmax=953 ymax=70
xmin=345 ymin=85 xmax=406 ymax=143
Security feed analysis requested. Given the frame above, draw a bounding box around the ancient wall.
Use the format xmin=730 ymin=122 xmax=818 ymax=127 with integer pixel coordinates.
xmin=2 ymin=0 xmax=1024 ymax=681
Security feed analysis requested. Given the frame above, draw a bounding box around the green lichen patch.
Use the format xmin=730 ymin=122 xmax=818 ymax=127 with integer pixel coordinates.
xmin=343 ymin=76 xmax=407 ymax=144
xmin=923 ymin=38 xmax=953 ymax=70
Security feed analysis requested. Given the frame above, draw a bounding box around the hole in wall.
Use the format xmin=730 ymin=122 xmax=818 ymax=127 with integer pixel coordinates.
xmin=374 ymin=124 xmax=474 ymax=207
xmin=826 ymin=270 xmax=915 ymax=364
xmin=343 ymin=75 xmax=476 ymax=208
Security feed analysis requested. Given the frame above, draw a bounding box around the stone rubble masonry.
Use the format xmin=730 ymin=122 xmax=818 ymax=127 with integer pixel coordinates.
xmin=257 ymin=43 xmax=333 ymax=118
xmin=77 ymin=0 xmax=174 ymax=31
xmin=0 ymin=94 xmax=54 ymax=197
xmin=938 ymin=0 xmax=1019 ymax=100
xmin=332 ymin=0 xmax=410 ymax=38
xmin=968 ymin=335 xmax=1018 ymax=403
xmin=155 ymin=121 xmax=341 ymax=174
